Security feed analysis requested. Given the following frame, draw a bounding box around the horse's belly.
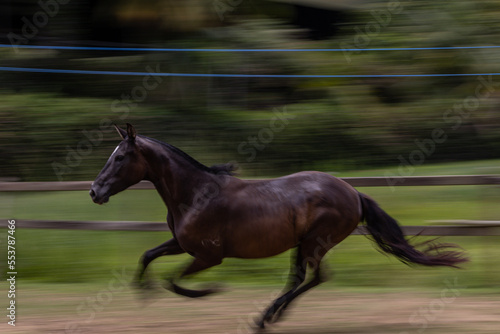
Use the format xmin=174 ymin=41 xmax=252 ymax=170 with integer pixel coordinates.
xmin=224 ymin=220 xmax=297 ymax=259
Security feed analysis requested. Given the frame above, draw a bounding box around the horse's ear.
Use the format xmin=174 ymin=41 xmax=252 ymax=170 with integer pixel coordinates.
xmin=126 ymin=123 xmax=136 ymax=141
xmin=114 ymin=124 xmax=127 ymax=140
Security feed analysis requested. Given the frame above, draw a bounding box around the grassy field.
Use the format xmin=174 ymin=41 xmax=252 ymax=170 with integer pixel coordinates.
xmin=1 ymin=159 xmax=500 ymax=291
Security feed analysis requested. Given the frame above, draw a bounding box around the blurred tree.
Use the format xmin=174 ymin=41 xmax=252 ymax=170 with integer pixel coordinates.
xmin=1 ymin=1 xmax=500 ymax=181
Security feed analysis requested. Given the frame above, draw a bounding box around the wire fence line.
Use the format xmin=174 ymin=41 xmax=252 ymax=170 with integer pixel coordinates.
xmin=2 ymin=43 xmax=498 ymax=77
xmin=2 ymin=44 xmax=500 ymax=52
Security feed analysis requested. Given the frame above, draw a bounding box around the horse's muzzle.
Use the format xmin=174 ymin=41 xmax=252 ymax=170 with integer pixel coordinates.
xmin=89 ymin=187 xmax=109 ymax=205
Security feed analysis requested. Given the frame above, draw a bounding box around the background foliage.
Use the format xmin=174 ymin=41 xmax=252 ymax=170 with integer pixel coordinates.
xmin=2 ymin=1 xmax=500 ymax=181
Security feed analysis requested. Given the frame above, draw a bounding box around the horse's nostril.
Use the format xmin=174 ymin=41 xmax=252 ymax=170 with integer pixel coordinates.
xmin=89 ymin=189 xmax=96 ymax=198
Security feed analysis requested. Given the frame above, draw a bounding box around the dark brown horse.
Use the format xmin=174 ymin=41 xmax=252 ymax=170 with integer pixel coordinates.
xmin=90 ymin=124 xmax=467 ymax=328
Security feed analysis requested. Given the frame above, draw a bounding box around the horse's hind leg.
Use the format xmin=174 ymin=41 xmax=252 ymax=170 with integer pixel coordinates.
xmin=257 ymin=246 xmax=308 ymax=328
xmin=275 ymin=251 xmax=328 ymax=318
xmin=165 ymin=256 xmax=223 ymax=298
xmin=286 ymin=246 xmax=307 ymax=290
xmin=258 ymin=236 xmax=333 ymax=328
xmin=133 ymin=238 xmax=185 ymax=289
xmin=274 ymin=226 xmax=353 ymax=321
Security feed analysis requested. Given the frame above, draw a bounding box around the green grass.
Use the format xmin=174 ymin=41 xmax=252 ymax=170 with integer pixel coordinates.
xmin=336 ymin=159 xmax=500 ymax=177
xmin=2 ymin=159 xmax=500 ymax=292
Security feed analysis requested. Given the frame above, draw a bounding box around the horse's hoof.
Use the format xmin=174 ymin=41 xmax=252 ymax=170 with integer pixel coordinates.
xmin=269 ymin=304 xmax=288 ymax=324
xmin=257 ymin=303 xmax=287 ymax=328
xmin=132 ymin=279 xmax=156 ymax=291
xmin=131 ymin=279 xmax=144 ymax=290
xmin=131 ymin=281 xmax=162 ymax=307
xmin=162 ymin=280 xmax=175 ymax=292
xmin=256 ymin=307 xmax=275 ymax=329
xmin=202 ymin=283 xmax=228 ymax=294
xmin=254 ymin=316 xmax=266 ymax=330
xmin=164 ymin=280 xmax=221 ymax=298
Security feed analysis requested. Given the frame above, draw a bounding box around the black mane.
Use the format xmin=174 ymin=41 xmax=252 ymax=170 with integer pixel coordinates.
xmin=141 ymin=135 xmax=237 ymax=176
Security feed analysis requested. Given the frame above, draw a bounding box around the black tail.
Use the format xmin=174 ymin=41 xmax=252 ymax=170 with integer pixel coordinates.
xmin=359 ymin=193 xmax=468 ymax=268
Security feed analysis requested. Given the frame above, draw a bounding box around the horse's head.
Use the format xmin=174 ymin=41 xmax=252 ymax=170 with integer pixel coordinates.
xmin=90 ymin=123 xmax=147 ymax=204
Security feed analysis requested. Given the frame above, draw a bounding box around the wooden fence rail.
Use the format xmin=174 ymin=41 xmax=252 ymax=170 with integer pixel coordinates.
xmin=2 ymin=175 xmax=499 ymax=235
xmin=1 ymin=175 xmax=500 ymax=191
xmin=1 ymin=219 xmax=500 ymax=236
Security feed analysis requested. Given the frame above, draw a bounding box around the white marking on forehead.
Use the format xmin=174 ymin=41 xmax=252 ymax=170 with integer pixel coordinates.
xmin=107 ymin=145 xmax=120 ymax=163
xmin=111 ymin=145 xmax=120 ymax=156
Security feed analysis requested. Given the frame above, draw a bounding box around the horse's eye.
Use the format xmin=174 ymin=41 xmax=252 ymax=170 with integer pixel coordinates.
xmin=115 ymin=155 xmax=125 ymax=162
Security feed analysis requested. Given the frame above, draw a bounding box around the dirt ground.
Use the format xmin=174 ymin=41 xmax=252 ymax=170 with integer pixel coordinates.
xmin=6 ymin=284 xmax=500 ymax=334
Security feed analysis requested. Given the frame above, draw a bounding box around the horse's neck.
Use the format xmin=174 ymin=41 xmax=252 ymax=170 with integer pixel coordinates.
xmin=142 ymin=142 xmax=214 ymax=217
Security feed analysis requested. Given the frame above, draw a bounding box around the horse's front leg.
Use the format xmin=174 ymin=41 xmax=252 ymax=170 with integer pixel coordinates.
xmin=133 ymin=237 xmax=185 ymax=289
xmin=165 ymin=256 xmax=224 ymax=298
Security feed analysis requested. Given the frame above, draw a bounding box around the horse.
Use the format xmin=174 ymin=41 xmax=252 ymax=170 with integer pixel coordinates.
xmin=89 ymin=123 xmax=468 ymax=328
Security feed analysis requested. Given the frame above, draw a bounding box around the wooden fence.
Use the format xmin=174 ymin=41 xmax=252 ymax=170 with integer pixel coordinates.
xmin=1 ymin=175 xmax=500 ymax=191
xmin=2 ymin=175 xmax=500 ymax=236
